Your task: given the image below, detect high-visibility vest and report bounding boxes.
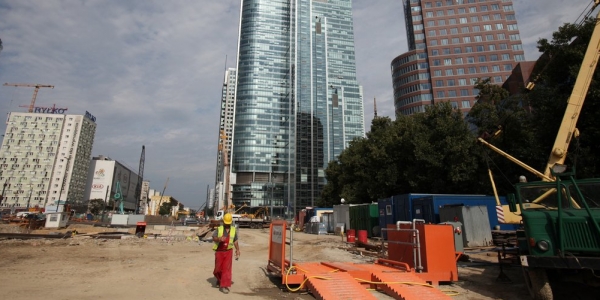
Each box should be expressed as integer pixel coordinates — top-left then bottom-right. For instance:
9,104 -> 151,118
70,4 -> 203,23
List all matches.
212,226 -> 236,251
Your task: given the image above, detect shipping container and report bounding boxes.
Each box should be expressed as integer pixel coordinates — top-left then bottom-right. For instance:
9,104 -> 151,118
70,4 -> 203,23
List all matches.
378,193 -> 438,239
297,209 -> 307,230
297,207 -> 333,233
440,205 -> 493,247
321,212 -> 335,234
333,204 -> 350,234
349,203 -> 379,238
412,195 -> 519,231
378,193 -> 519,240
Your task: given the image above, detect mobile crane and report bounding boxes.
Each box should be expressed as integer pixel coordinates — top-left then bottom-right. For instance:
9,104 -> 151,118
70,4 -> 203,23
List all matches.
479,2 -> 600,299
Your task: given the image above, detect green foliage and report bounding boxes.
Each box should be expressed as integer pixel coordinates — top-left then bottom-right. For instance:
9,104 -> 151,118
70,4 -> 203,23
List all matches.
401,103 -> 482,194
468,79 -> 544,192
529,16 -> 600,178
320,16 -> 600,204
321,104 -> 486,205
159,202 -> 173,216
87,199 -> 105,215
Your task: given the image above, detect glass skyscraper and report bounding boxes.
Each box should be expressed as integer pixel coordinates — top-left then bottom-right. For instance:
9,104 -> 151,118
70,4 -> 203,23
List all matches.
213,68 -> 236,212
230,0 -> 364,218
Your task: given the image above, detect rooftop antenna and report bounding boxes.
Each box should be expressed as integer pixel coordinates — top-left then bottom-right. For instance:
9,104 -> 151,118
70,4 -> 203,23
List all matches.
373,97 -> 378,117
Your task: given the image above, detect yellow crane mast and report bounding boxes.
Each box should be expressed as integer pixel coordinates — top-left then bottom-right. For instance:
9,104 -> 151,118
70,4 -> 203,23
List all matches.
3,83 -> 54,112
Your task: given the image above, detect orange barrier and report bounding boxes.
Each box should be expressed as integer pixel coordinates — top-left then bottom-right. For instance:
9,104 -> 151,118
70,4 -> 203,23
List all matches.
387,223 -> 458,285
267,221 -> 453,300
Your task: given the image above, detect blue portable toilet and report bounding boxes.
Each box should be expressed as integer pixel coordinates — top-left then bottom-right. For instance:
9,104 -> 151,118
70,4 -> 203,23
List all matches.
378,197 -> 394,239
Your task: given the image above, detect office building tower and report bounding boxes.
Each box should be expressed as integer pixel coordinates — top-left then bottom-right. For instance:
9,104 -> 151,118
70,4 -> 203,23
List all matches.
214,68 -> 236,212
391,0 -> 525,115
83,155 -> 142,213
230,0 -> 365,217
0,112 -> 96,213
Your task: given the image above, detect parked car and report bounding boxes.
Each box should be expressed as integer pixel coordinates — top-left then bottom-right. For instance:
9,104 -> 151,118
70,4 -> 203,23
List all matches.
182,217 -> 199,226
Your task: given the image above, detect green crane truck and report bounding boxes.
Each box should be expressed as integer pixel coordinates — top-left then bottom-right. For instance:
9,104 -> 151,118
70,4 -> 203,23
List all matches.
508,168 -> 600,299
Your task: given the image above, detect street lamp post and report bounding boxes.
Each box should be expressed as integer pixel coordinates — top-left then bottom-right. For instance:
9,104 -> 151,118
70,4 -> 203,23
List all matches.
270,183 -> 274,219
0,180 -> 9,207
102,185 -> 110,223
26,188 -> 33,209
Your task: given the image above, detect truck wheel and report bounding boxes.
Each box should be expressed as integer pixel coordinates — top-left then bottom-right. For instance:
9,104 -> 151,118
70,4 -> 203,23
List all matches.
523,267 -> 553,300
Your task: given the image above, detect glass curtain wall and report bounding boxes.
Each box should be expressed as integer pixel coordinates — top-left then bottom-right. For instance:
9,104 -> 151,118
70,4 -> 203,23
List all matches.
232,0 -> 364,218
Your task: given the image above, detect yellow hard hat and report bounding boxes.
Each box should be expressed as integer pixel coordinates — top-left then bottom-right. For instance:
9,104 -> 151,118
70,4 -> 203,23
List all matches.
223,213 -> 233,225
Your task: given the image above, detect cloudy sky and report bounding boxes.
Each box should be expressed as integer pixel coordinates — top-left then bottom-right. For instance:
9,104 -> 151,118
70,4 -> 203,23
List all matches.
0,0 -> 593,209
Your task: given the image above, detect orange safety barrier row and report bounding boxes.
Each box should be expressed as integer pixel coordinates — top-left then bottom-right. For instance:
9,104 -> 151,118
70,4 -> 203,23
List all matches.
267,222 -> 455,300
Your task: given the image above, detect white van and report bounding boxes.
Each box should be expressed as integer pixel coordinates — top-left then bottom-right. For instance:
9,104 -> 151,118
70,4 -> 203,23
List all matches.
16,212 -> 32,218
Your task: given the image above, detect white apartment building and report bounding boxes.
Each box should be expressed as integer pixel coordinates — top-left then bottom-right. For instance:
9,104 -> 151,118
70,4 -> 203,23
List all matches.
0,112 -> 96,212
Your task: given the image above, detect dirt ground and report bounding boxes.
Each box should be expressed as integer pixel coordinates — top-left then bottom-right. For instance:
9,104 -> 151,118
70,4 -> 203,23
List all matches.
0,224 -> 534,300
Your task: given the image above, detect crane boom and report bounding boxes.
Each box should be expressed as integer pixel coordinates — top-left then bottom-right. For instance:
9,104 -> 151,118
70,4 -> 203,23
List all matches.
134,145 -> 145,214
3,83 -> 54,113
155,177 -> 170,215
477,3 -> 600,224
543,6 -> 600,177
480,4 -> 600,182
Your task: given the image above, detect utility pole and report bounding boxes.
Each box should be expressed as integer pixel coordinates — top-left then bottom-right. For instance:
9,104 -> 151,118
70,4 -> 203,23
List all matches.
102,185 -> 110,223
134,145 -> 145,214
3,83 -> 54,112
26,185 -> 33,209
0,180 -> 9,207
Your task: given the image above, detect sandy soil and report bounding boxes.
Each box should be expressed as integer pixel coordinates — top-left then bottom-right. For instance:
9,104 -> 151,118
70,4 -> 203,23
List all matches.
0,224 -> 534,300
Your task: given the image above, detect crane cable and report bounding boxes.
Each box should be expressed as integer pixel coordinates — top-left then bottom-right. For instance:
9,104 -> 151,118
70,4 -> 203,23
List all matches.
483,147 -> 518,191
528,0 -> 598,88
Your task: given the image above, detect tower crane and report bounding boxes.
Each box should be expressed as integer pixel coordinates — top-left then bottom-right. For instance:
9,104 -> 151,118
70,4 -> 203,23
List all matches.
3,83 -> 54,113
134,145 -> 145,214
155,177 -> 170,215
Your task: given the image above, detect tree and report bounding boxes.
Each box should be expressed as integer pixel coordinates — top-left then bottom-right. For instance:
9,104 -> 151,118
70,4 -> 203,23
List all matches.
159,201 -> 173,216
468,79 -> 544,193
320,103 -> 486,205
399,102 -> 482,194
529,17 -> 600,178
88,199 -> 105,215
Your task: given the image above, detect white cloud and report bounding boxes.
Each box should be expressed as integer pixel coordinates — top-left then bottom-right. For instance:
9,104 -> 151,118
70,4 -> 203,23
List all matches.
0,0 -> 591,207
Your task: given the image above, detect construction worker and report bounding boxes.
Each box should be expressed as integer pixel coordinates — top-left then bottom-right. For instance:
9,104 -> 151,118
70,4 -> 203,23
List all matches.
212,212 -> 240,294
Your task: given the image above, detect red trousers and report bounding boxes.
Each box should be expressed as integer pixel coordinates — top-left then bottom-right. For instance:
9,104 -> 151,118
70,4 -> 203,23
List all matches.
213,249 -> 233,288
